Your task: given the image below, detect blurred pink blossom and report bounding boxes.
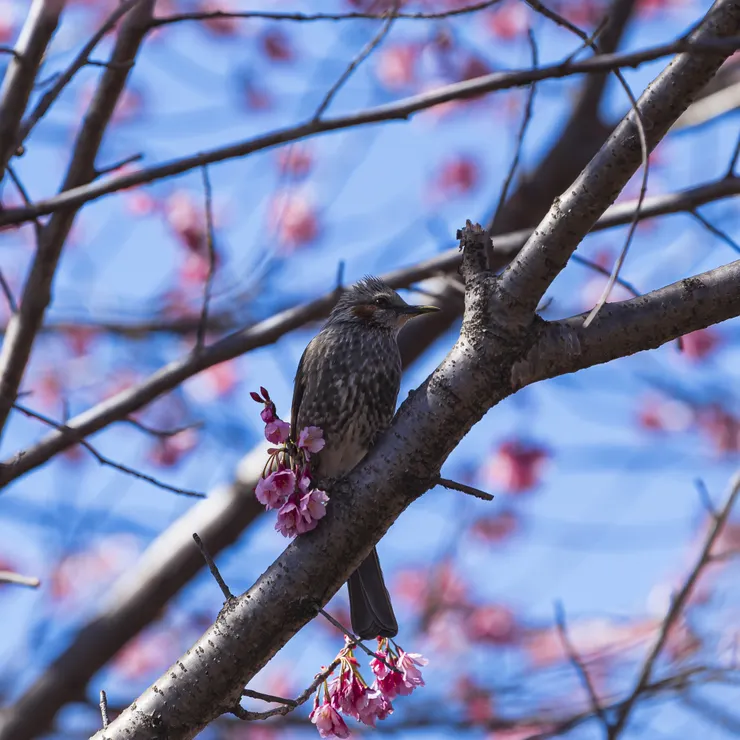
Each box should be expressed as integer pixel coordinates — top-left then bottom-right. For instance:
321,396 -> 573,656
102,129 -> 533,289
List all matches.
486,439 -> 549,494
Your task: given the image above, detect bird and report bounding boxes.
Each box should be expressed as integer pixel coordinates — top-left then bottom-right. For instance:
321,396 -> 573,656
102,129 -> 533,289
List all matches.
291,276 -> 439,640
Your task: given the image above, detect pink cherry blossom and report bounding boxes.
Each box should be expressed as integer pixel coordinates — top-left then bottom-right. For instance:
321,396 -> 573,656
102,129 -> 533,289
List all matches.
357,687 -> 393,726
396,649 -> 428,692
298,426 -> 325,456
370,652 -> 407,699
328,670 -> 363,719
255,469 -> 296,509
275,498 -> 302,537
300,488 -> 329,523
309,699 -> 350,739
265,418 -> 291,444
260,405 -> 276,424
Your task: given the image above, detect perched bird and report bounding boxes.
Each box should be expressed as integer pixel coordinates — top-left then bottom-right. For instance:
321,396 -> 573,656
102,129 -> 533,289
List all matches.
291,276 -> 439,639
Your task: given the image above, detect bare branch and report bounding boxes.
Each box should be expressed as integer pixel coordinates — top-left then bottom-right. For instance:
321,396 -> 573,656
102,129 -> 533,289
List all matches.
0,270 -> 17,315
492,29 -> 539,226
0,570 -> 40,588
241,689 -> 297,707
522,0 -> 649,329
727,127 -> 740,176
151,1 -> 503,27
1,36 -> 738,228
318,609 -> 396,669
99,691 -> 109,729
122,417 -> 202,439
690,208 -> 740,253
196,166 -> 217,351
16,0 -> 143,148
234,659 -> 341,722
1,177 -> 738,491
555,602 -> 609,733
94,152 -> 144,179
436,477 -> 494,501
0,0 -> 64,178
0,0 -> 155,441
192,533 -> 233,602
499,0 -> 738,321
570,253 -> 640,297
314,2 -> 399,121
695,478 -> 719,519
6,162 -> 42,243
517,259 -> 740,387
12,402 -> 205,499
608,470 -> 740,738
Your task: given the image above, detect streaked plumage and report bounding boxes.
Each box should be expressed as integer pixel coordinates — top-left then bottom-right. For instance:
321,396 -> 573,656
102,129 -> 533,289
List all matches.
291,276 -> 438,639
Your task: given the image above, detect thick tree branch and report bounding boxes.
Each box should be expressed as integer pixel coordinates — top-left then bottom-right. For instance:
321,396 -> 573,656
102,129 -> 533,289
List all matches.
0,36 -> 737,228
0,0 -> 64,177
0,1 -> 154,439
516,260 -> 740,386
499,0 -> 740,318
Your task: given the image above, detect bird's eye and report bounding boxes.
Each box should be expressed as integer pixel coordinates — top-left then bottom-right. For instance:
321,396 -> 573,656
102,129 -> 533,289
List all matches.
374,295 -> 390,307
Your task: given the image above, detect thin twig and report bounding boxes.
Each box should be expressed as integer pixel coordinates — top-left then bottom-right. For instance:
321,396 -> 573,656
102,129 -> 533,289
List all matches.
16,0 -> 143,147
242,689 -> 297,707
492,28 -> 539,224
691,209 -> 740,254
313,2 -> 400,121
555,602 -> 610,733
94,153 -> 144,179
436,477 -> 494,502
6,163 -> 42,243
196,166 -> 217,351
521,0 -> 648,328
234,659 -> 341,721
335,260 -> 346,296
570,253 -> 641,297
608,470 -> 740,739
726,128 -> 740,178
122,417 -> 203,439
99,690 -> 109,729
0,270 -> 17,314
152,1 -> 502,27
193,532 -> 234,601
12,402 -> 205,499
0,570 -> 40,588
319,608 -> 400,671
694,478 -> 718,519
85,59 -> 135,71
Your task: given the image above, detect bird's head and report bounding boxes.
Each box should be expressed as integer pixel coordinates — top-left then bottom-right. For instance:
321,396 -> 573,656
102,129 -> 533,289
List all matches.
328,276 -> 439,333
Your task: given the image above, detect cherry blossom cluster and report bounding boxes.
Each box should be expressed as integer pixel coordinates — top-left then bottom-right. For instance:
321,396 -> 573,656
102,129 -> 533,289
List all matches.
309,638 -> 428,738
251,387 -> 329,538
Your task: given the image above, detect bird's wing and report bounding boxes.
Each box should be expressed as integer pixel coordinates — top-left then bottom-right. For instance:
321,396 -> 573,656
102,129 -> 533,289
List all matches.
290,338 -> 312,437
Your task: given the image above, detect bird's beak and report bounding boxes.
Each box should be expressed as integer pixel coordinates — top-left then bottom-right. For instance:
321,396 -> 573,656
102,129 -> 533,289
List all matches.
402,304 -> 440,316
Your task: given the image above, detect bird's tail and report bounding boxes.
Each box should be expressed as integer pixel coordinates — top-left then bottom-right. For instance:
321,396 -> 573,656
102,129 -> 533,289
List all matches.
348,547 -> 399,640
